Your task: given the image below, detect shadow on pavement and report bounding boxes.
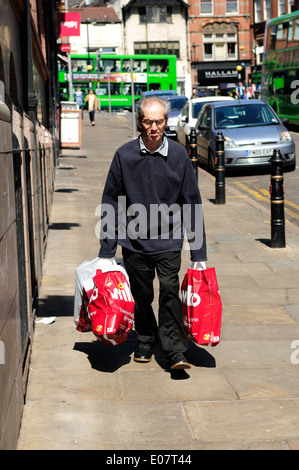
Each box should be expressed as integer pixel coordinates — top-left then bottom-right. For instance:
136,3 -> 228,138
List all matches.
73,331 -> 216,378
73,333 -> 137,373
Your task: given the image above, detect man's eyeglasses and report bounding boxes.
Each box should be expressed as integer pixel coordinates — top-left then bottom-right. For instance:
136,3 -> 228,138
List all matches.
141,119 -> 165,127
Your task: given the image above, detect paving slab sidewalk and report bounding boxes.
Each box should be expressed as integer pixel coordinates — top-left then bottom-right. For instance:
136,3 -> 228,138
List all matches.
17,111 -> 299,451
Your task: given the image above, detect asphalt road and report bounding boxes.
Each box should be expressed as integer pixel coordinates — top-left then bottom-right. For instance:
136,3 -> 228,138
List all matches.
223,127 -> 299,228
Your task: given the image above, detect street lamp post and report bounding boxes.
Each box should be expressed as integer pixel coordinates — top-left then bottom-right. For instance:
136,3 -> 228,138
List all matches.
130,59 -> 136,138
86,19 -> 93,87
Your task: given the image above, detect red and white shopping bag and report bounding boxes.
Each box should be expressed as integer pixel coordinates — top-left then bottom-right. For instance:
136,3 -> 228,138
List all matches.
181,267 -> 222,346
75,258 -> 134,346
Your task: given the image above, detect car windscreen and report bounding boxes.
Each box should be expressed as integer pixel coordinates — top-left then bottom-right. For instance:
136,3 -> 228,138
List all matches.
214,103 -> 280,129
167,97 -> 188,111
192,102 -> 206,119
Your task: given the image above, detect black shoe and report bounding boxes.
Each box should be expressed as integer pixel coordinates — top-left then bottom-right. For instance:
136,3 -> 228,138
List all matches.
134,343 -> 153,363
167,353 -> 191,370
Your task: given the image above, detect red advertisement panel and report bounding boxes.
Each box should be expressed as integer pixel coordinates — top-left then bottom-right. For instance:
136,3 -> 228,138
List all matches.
58,12 -> 81,37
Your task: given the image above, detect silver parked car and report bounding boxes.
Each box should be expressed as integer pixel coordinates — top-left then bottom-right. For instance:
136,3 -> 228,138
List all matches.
176,96 -> 234,149
195,100 -> 296,172
162,95 -> 188,139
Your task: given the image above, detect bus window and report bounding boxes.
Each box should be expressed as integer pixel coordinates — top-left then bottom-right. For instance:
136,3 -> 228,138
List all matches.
134,84 -> 147,95
294,20 -> 299,41
72,58 -> 92,72
288,20 -> 293,42
268,25 -> 277,50
123,83 -> 147,95
99,59 -> 121,73
98,83 -> 121,95
148,83 -> 161,91
276,22 -> 288,48
122,59 -> 147,73
149,59 -> 169,73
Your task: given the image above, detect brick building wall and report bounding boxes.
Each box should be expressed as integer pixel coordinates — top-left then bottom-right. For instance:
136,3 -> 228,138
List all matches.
189,0 -> 251,93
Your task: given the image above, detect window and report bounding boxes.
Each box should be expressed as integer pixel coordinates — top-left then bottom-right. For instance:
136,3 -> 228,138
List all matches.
98,83 -> 121,95
227,42 -> 236,58
149,59 -> 169,73
123,83 -> 147,96
255,0 -> 262,22
276,22 -> 289,49
200,107 -> 211,128
139,5 -> 172,23
99,59 -> 121,73
204,43 -> 213,60
203,33 -> 237,60
122,59 -> 147,73
264,0 -> 271,20
226,0 -> 238,13
288,21 -> 293,42
267,25 -> 277,50
201,0 -> 212,14
134,41 -> 180,58
271,20 -> 297,48
148,5 -> 166,23
279,0 -> 286,16
72,58 -> 93,72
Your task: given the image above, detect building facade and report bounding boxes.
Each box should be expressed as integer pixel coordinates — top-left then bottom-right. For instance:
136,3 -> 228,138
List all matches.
189,0 -> 252,94
122,0 -> 191,95
0,0 -> 58,449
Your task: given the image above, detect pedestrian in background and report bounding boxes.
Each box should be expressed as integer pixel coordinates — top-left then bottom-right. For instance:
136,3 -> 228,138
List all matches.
98,96 -> 207,371
75,87 -> 84,119
85,89 -> 98,126
236,81 -> 245,99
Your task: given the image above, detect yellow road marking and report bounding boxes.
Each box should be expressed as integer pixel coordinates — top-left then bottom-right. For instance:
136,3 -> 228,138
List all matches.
232,181 -> 299,220
285,198 -> 299,211
285,206 -> 299,220
233,182 -> 269,203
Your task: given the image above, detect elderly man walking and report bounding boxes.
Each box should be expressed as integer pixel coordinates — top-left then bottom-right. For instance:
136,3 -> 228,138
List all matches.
98,96 -> 207,370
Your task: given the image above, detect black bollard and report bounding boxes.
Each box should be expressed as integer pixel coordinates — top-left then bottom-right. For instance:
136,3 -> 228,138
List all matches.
189,128 -> 198,181
269,148 -> 286,248
215,132 -> 225,204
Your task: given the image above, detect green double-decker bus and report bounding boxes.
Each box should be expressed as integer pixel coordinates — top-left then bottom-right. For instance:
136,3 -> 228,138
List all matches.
261,10 -> 299,125
58,53 -> 177,109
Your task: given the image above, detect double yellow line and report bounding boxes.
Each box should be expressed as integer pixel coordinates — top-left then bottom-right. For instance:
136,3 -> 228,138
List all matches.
232,181 -> 299,221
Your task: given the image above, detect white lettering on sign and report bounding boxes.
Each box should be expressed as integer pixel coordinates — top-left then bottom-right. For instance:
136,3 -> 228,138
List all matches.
60,21 -> 79,29
205,70 -> 238,79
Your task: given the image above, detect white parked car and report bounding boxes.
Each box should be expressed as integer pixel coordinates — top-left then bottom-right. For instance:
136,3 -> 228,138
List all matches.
176,96 -> 235,149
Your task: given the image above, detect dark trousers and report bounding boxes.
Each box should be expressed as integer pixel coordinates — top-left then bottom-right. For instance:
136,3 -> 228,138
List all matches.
122,248 -> 188,355
89,110 -> 95,123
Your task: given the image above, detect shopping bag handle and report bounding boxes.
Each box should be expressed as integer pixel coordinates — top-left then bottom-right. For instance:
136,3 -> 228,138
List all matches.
189,261 -> 206,270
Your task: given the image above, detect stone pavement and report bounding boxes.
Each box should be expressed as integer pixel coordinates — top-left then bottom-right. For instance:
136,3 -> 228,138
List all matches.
17,111 -> 299,451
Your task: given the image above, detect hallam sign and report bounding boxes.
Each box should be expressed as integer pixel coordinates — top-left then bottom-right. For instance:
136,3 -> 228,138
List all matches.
58,12 -> 81,37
